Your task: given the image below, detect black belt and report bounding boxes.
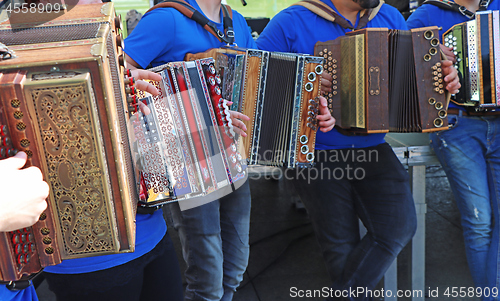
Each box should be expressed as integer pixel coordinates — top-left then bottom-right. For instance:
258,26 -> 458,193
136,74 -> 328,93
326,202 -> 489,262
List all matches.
447,107 -> 500,116
0,271 -> 42,291
136,204 -> 164,214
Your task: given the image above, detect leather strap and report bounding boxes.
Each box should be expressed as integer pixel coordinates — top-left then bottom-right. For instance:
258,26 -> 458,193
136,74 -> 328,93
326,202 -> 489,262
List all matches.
422,0 -> 491,19
147,0 -> 235,44
292,0 -> 384,30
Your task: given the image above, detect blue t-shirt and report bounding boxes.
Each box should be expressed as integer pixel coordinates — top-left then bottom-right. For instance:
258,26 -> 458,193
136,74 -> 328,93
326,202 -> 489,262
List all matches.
0,284 -> 37,301
406,0 -> 500,111
256,0 -> 407,150
124,0 -> 257,67
44,211 -> 166,274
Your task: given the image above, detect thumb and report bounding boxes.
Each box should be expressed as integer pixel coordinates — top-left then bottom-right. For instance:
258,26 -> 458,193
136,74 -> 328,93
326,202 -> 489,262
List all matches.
0,151 -> 27,170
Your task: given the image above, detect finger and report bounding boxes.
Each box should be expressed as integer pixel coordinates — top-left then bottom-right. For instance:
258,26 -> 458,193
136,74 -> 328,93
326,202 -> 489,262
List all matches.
22,166 -> 45,182
138,102 -> 151,115
131,69 -> 162,82
232,119 -> 247,132
0,151 -> 27,170
231,111 -> 251,121
134,80 -> 160,96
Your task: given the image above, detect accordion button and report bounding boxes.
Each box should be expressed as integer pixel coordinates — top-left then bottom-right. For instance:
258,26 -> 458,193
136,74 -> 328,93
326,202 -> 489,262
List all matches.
24,254 -> 30,264
12,234 -> 20,244
23,244 -> 29,253
15,244 -> 22,254
17,254 -> 24,265
41,228 -> 50,235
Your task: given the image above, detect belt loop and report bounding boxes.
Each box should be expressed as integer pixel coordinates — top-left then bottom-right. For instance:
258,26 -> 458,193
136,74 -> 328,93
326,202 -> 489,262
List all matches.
459,110 -> 463,117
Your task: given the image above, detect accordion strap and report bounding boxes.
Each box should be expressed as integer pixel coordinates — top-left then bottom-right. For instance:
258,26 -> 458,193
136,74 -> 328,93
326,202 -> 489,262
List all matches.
422,0 -> 491,19
292,0 -> 384,30
146,0 -> 235,45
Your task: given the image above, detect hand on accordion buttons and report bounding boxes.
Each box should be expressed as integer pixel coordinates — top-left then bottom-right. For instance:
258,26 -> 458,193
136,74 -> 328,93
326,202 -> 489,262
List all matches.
320,72 -> 333,95
317,96 -> 336,133
439,44 -> 457,64
228,107 -> 250,137
130,69 -> 162,96
441,59 -> 461,95
0,152 -> 49,232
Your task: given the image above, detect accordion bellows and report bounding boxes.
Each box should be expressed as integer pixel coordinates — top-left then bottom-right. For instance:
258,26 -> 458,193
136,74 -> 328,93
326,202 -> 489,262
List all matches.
0,3 -> 137,281
186,47 -> 324,168
315,27 -> 449,133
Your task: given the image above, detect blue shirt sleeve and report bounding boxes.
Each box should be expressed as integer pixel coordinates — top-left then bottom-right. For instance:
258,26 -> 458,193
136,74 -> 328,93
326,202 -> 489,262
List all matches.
124,9 -> 175,68
406,6 -> 432,29
256,9 -> 296,52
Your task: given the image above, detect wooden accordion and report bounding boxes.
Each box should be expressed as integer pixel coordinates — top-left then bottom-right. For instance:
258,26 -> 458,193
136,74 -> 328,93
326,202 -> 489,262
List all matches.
186,47 -> 324,167
443,10 -> 500,108
0,3 -> 138,281
315,27 -> 449,133
132,58 -> 247,206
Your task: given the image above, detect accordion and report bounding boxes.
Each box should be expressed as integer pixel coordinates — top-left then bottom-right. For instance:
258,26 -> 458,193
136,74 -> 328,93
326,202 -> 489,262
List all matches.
186,47 -> 324,167
315,27 -> 449,133
132,58 -> 246,207
443,10 -> 500,108
0,3 -> 138,281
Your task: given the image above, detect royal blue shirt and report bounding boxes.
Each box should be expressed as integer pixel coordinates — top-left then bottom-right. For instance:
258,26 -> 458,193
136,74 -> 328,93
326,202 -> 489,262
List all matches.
0,284 -> 37,301
44,211 -> 166,274
406,0 -> 500,111
256,0 -> 407,150
124,0 -> 257,67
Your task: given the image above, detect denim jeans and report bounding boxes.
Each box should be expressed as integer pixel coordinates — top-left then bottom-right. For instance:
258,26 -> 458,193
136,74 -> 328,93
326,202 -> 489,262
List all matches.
290,143 -> 417,301
431,114 -> 500,300
166,180 -> 251,301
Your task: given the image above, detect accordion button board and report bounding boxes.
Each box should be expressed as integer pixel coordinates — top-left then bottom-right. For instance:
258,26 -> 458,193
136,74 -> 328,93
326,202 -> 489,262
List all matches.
0,3 -> 138,281
315,27 -> 449,133
443,10 -> 500,109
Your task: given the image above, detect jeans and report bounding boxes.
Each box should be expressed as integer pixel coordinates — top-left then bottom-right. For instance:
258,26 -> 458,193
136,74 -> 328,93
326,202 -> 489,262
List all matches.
166,180 -> 251,301
431,114 -> 500,300
290,143 -> 417,301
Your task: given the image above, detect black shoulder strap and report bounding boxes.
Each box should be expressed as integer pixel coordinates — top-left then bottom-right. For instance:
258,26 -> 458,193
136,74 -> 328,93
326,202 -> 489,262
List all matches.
147,0 -> 235,45
292,0 -> 384,30
422,0 -> 491,19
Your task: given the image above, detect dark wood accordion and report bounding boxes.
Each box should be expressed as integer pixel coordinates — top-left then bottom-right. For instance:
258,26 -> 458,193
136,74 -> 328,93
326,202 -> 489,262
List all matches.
0,3 -> 138,281
186,47 -> 324,167
443,10 -> 500,108
132,58 -> 247,207
315,26 -> 449,133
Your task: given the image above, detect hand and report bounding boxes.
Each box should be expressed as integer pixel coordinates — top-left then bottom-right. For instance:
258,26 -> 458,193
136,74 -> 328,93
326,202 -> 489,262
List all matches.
441,59 -> 461,94
130,69 -> 162,96
0,152 -> 49,232
229,109 -> 250,137
440,44 -> 456,64
317,96 -> 335,132
320,71 -> 333,96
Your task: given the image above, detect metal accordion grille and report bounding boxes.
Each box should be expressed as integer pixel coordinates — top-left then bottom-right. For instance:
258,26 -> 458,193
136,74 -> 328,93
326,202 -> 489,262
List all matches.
1,23 -> 102,46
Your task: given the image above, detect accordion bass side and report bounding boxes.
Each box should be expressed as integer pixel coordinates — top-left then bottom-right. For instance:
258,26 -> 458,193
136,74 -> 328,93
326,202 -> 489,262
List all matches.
443,10 -> 500,108
186,48 -> 324,167
0,3 -> 138,281
315,27 -> 449,133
